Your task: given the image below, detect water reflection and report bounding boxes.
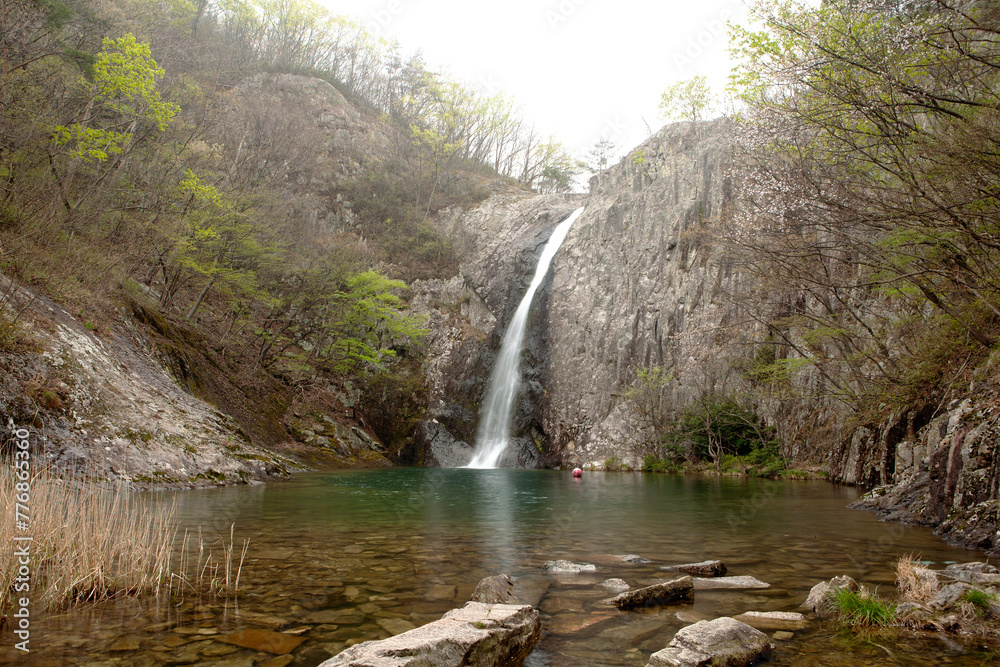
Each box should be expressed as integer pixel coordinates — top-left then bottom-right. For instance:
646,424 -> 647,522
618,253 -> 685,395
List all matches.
2,470 -> 995,667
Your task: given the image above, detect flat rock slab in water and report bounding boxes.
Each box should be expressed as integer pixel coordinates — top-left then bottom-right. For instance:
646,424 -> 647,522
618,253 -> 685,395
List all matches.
319,602 -> 540,667
691,575 -> 770,590
662,560 -> 727,577
732,610 -> 808,631
217,629 -> 307,655
646,617 -> 771,667
608,576 -> 694,610
544,560 -> 597,574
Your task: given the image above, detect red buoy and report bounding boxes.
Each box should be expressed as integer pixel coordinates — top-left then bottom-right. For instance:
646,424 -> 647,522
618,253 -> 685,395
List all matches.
572,468 -> 583,478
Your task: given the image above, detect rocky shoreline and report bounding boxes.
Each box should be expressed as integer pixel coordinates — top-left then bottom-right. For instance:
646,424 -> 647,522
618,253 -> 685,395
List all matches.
320,555 -> 1000,666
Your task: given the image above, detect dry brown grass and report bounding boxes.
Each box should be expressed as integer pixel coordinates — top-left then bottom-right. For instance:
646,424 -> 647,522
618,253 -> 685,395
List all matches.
895,553 -> 937,603
1,465 -> 248,616
169,524 -> 249,599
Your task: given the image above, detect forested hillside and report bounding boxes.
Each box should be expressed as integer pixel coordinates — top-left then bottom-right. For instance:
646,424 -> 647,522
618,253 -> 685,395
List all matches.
0,0 -> 584,473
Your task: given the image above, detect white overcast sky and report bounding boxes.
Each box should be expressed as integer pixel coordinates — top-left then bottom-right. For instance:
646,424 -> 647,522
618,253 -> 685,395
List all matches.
325,0 -> 751,164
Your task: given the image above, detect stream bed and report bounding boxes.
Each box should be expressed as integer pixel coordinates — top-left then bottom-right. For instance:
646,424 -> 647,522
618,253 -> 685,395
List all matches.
2,469 -> 997,666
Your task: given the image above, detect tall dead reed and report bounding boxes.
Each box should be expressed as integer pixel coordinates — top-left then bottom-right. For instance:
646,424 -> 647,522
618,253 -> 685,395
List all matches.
1,465 -> 248,615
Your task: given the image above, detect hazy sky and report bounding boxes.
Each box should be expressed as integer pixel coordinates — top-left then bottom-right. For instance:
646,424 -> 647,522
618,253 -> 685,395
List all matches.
326,0 -> 751,164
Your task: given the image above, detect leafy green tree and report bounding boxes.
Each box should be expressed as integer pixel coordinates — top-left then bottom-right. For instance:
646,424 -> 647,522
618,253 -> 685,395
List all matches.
724,0 -> 1000,412
325,271 -> 427,374
658,75 -> 714,122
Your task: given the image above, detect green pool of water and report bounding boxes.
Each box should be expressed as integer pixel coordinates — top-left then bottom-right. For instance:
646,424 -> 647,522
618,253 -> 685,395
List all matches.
2,469 -> 996,666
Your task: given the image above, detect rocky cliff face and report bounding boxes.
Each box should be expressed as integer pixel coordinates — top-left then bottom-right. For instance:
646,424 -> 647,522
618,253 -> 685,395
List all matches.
418,121 -> 740,468
420,118 -> 999,554
543,121 -> 739,465
407,193 -> 585,467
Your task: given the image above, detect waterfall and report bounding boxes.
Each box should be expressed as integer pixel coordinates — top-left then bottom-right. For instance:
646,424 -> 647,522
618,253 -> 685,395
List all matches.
466,207 -> 585,469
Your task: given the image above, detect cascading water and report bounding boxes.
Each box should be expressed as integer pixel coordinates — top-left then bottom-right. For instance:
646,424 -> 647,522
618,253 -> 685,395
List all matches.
466,207 -> 585,469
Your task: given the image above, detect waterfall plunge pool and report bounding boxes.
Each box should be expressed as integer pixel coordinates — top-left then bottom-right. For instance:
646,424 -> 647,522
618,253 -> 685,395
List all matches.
4,469 -> 995,666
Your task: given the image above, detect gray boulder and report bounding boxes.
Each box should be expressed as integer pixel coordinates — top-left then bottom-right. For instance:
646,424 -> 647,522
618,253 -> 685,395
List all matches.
419,421 -> 475,467
663,560 -> 727,577
647,617 -> 772,667
931,582 -> 972,610
802,575 -> 858,617
319,602 -> 540,667
470,574 -> 514,604
608,577 -> 694,610
601,578 -> 631,591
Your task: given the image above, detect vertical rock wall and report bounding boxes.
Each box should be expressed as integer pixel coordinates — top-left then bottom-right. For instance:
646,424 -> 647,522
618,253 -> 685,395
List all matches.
543,120 -> 739,465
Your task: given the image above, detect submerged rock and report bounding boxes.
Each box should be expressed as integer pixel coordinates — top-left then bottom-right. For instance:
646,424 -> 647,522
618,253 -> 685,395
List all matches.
663,560 -> 727,577
601,578 -> 631,591
319,602 -> 540,667
544,560 -> 597,574
607,577 -> 694,610
691,575 -> 770,590
617,554 -> 652,564
217,629 -> 306,655
646,617 -> 771,667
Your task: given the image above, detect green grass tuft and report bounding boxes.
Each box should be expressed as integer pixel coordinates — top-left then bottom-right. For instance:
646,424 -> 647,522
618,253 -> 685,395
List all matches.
829,587 -> 897,629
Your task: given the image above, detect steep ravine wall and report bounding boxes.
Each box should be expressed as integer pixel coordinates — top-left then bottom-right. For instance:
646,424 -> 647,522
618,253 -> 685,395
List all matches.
543,121 -> 741,464
421,118 -> 999,555
408,193 -> 585,467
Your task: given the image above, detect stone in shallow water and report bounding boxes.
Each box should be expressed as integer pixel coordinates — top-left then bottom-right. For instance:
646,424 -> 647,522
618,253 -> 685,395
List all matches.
308,609 -> 364,625
376,617 -> 417,635
200,643 -> 239,657
470,574 -> 514,604
616,554 -> 652,564
601,578 -> 630,590
426,584 -> 458,601
161,636 -> 190,648
544,560 -> 596,574
691,575 -> 770,590
663,560 -> 727,577
217,629 -> 307,655
773,630 -> 795,641
260,656 -> 295,667
319,602 -> 540,667
607,577 -> 694,610
175,627 -> 218,635
547,612 -> 616,634
108,638 -> 141,651
732,610 -> 808,631
646,617 -> 771,667
802,575 -> 858,617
